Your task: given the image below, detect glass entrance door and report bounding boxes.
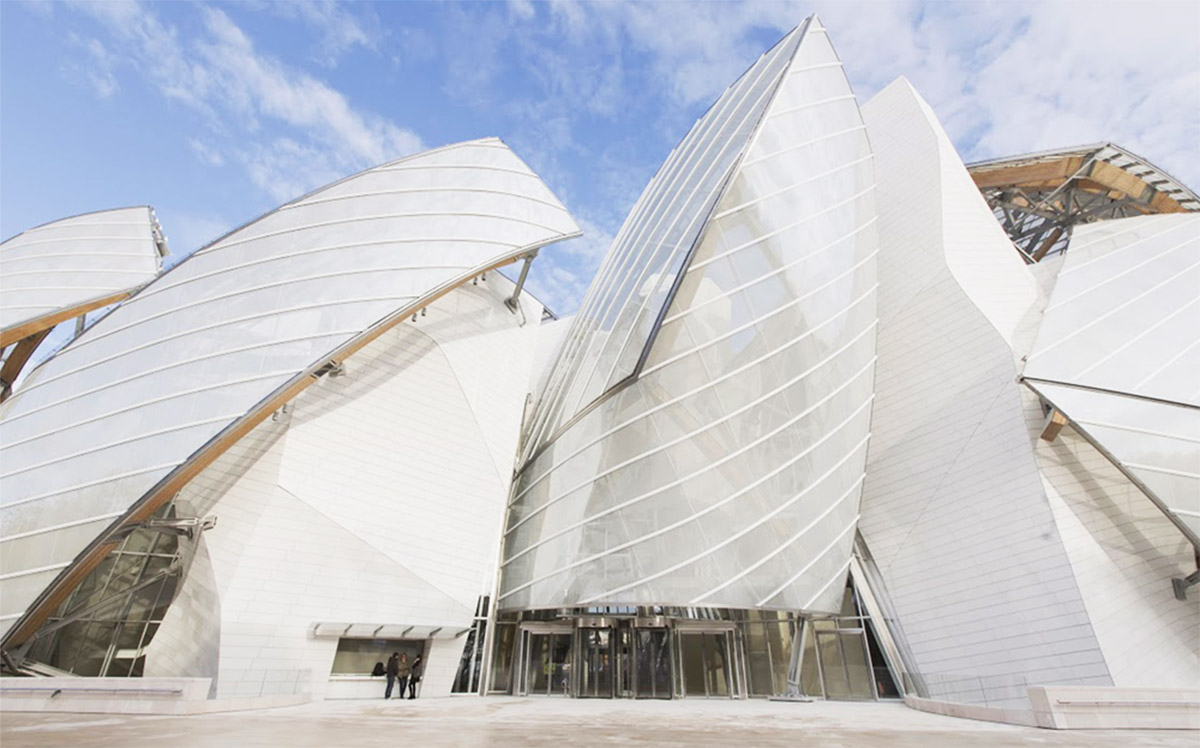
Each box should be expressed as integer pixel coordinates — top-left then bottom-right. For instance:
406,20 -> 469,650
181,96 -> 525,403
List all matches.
679,631 -> 731,698
634,628 -> 672,699
523,631 -> 571,696
577,628 -> 614,698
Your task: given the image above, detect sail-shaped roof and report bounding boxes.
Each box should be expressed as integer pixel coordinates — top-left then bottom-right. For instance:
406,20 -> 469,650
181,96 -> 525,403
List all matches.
0,206 -> 166,345
0,138 -> 580,644
1024,212 -> 1200,540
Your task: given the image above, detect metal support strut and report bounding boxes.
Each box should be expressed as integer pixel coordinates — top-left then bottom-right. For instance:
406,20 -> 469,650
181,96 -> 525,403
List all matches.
505,252 -> 538,312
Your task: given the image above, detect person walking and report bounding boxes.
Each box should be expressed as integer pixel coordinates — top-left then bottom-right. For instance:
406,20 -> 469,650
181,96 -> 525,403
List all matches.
384,652 -> 400,699
407,655 -> 422,699
396,652 -> 412,699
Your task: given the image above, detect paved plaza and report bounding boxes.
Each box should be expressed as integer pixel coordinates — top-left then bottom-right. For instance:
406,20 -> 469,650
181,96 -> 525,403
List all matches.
1,697 -> 1196,748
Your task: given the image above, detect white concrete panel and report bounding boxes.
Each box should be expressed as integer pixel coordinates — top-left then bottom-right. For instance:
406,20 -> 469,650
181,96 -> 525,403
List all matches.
1037,424 -> 1200,689
859,77 -> 1109,708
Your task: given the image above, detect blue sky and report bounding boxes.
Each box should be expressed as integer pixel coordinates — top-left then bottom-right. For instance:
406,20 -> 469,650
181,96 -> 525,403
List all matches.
3,0 -> 1198,317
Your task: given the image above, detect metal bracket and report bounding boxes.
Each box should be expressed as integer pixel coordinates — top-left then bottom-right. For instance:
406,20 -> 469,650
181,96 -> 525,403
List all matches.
1172,570 -> 1200,601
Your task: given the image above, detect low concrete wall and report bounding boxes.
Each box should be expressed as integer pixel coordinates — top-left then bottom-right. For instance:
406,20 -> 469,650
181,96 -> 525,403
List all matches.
1029,686 -> 1200,730
903,695 -> 1038,727
0,677 -> 308,715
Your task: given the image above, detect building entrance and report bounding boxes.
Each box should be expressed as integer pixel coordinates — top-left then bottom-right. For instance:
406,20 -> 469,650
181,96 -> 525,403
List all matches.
634,628 -> 672,699
678,630 -> 733,698
576,627 -> 613,698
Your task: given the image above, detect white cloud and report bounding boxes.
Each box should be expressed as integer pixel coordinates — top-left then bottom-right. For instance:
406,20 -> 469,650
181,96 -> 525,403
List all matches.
70,0 -> 423,200
266,0 -> 376,66
526,215 -> 614,315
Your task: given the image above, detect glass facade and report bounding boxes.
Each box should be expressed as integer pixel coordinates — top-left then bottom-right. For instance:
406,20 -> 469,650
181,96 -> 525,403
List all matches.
500,17 -> 876,614
492,581 -> 900,701
22,502 -> 197,677
522,23 -> 808,455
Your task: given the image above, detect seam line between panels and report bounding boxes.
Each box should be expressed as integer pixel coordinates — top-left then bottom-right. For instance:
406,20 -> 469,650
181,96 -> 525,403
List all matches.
375,164 -> 536,178
766,94 -> 858,120
0,252 -> 153,265
756,517 -> 860,606
1071,415 -> 1200,443
1029,258 -> 1200,361
686,187 -> 875,274
16,296 -> 416,396
204,212 -> 567,254
504,342 -> 877,543
1070,296 -> 1200,381
3,371 -> 288,450
137,255 -> 478,301
0,513 -> 126,544
1133,338 -> 1200,391
0,286 -> 117,293
663,219 -> 876,325
711,155 -> 873,220
0,563 -> 73,581
0,269 -> 154,279
800,558 -> 854,610
281,187 -> 568,212
509,289 -> 878,506
558,53 -> 794,425
1044,238 -> 1197,312
1058,218 -> 1195,268
0,235 -> 148,251
647,255 -> 877,376
740,125 -> 867,168
503,353 -> 877,551
1124,463 -> 1200,479
3,330 -> 362,426
2,463 -> 180,509
0,415 -> 242,480
523,37 -> 795,451
690,473 -> 866,603
14,219 -> 146,234
502,415 -> 872,601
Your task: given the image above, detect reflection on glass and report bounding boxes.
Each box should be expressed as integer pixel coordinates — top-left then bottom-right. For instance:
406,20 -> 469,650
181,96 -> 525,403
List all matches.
635,629 -> 672,699
578,628 -> 613,698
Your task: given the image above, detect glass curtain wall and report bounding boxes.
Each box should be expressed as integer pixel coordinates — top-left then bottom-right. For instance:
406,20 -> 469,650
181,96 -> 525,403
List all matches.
22,502 -> 195,676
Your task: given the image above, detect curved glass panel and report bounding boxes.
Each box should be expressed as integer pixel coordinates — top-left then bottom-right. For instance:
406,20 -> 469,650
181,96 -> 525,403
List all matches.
500,19 -> 877,614
523,23 -> 809,456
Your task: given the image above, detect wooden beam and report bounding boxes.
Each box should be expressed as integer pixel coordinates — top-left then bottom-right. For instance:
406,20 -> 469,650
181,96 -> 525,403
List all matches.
969,157 -> 1080,190
1040,409 -> 1069,442
0,237 -> 577,651
1030,227 -> 1065,262
0,289 -> 133,348
0,329 -> 52,403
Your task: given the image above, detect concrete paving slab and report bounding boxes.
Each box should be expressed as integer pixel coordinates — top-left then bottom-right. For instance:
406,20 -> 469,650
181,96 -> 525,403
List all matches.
2,696 -> 1197,747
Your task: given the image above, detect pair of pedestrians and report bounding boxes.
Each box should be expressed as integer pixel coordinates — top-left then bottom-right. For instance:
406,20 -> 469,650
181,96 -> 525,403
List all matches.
384,652 -> 421,699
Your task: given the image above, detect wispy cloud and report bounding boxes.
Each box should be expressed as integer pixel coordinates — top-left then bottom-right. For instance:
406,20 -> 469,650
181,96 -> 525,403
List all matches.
265,0 -> 377,66
70,0 -> 422,203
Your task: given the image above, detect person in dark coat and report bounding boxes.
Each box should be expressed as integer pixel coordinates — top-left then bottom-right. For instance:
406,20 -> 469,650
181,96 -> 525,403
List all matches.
384,652 -> 400,699
407,655 -> 422,699
397,652 -> 412,699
